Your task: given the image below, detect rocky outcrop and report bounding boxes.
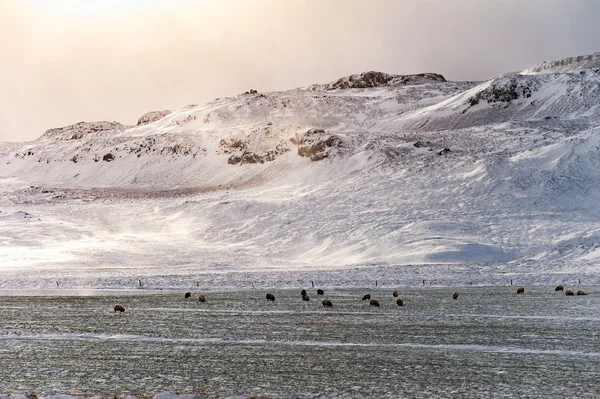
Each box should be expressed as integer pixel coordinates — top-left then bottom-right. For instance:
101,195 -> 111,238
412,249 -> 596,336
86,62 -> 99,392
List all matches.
42,121 -> 126,141
219,138 -> 290,165
295,129 -> 343,162
468,76 -> 538,107
313,71 -> 446,91
137,110 -> 172,126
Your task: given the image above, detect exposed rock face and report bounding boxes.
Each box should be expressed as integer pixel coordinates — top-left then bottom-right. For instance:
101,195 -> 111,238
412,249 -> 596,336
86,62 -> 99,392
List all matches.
219,138 -> 290,165
137,110 -> 172,126
468,76 -> 538,107
296,129 -> 343,161
42,121 -> 126,141
521,52 -> 600,75
102,153 -> 115,162
314,71 -> 446,90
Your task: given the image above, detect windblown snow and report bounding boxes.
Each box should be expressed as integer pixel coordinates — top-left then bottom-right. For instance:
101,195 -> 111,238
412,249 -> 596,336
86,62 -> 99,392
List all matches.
2,57 -> 600,286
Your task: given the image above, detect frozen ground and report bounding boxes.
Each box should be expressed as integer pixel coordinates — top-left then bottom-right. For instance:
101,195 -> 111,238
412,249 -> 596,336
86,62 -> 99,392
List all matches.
0,287 -> 598,398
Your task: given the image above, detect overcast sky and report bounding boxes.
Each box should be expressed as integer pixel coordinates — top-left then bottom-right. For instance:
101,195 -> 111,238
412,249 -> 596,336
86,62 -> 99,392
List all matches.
1,0 -> 598,142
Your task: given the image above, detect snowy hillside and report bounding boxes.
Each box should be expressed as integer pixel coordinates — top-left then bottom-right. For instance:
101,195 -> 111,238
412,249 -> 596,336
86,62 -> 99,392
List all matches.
2,55 -> 600,287
521,52 -> 600,74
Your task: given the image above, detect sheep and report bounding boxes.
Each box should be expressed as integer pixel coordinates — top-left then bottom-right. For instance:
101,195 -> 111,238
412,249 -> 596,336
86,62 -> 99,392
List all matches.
184,292 -> 191,299
317,289 -> 324,295
114,304 -> 125,313
300,289 -> 307,296
369,298 -> 380,307
452,292 -> 459,300
266,293 -> 275,301
565,290 -> 574,296
362,294 -> 371,301
322,299 -> 333,307
395,298 -> 404,306
576,290 -> 587,296
198,294 -> 206,302
516,287 -> 525,294
302,294 -> 310,301
554,285 -> 564,292
392,290 -> 399,297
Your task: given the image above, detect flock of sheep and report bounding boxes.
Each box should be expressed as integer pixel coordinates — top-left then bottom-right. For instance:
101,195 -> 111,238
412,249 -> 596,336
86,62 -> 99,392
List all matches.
112,285 -> 588,313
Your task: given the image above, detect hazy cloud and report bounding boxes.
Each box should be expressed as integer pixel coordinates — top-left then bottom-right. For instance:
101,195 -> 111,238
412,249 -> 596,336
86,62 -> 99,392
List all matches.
1,0 -> 599,141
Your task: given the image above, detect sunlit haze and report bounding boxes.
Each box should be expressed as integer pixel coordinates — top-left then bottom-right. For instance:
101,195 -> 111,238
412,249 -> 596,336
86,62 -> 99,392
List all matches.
1,0 -> 599,141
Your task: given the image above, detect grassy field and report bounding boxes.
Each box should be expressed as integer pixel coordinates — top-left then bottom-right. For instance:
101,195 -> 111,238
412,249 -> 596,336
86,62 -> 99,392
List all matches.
0,286 -> 598,398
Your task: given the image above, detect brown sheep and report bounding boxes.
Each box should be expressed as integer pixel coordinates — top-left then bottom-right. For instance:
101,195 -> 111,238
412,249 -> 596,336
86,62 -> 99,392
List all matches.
362,294 -> 371,301
392,290 -> 399,297
565,290 -> 574,296
114,304 -> 125,313
317,289 -> 324,295
576,290 -> 587,296
395,298 -> 404,306
452,292 -> 459,300
302,294 -> 310,301
322,299 -> 333,307
516,287 -> 525,294
554,285 -> 564,292
369,298 -> 380,307
266,293 -> 275,301
198,294 -> 206,302
184,292 -> 191,299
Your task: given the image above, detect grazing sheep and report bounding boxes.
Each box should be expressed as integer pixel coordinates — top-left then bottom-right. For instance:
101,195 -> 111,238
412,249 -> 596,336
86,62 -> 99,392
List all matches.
184,292 -> 191,299
369,298 -> 380,307
452,292 -> 459,300
317,289 -> 324,295
322,299 -> 333,307
395,298 -> 404,306
266,293 -> 275,301
516,287 -> 525,294
198,294 -> 206,302
302,294 -> 310,301
565,290 -> 574,296
301,289 -> 307,296
114,304 -> 125,313
362,294 -> 371,301
576,290 -> 587,296
554,285 -> 564,292
392,290 -> 399,297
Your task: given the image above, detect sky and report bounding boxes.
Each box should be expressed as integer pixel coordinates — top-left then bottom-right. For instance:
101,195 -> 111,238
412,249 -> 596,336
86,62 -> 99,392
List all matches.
0,0 -> 599,142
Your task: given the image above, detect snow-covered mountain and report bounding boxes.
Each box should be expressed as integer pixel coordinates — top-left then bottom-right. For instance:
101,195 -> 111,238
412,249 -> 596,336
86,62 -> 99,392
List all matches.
2,55 -> 600,288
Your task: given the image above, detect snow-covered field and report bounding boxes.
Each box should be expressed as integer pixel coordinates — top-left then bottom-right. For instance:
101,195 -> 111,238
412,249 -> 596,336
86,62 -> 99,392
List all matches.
1,287 -> 599,398
1,54 -> 600,397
